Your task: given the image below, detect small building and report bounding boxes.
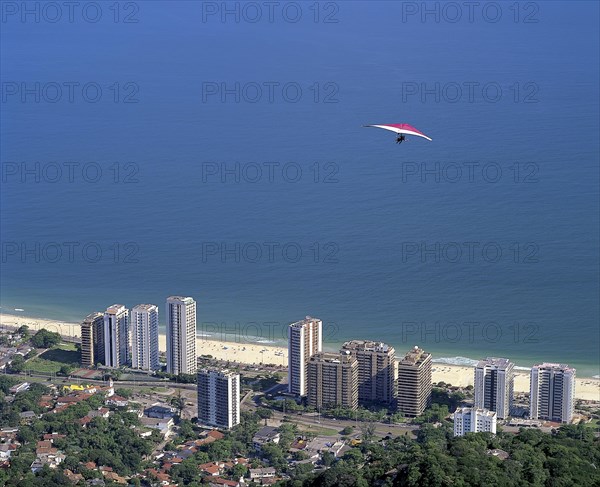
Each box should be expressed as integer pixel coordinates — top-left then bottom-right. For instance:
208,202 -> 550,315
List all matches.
144,404 -> 176,419
304,437 -> 346,458
249,467 -> 276,479
453,407 -> 497,437
106,395 -> 128,407
253,426 -> 280,451
9,382 -> 30,394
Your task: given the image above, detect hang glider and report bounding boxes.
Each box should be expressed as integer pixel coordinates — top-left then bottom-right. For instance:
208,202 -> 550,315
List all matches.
364,123 -> 432,144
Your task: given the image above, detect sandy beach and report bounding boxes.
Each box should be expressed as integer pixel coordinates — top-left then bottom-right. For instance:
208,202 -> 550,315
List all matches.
2,312 -> 599,401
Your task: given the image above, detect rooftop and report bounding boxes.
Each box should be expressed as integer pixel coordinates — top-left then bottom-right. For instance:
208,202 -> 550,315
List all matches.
342,340 -> 394,353
132,304 -> 159,312
533,362 -> 575,372
289,316 -> 321,328
476,357 -> 513,369
309,351 -> 356,365
399,346 -> 431,365
105,304 -> 127,314
167,296 -> 195,304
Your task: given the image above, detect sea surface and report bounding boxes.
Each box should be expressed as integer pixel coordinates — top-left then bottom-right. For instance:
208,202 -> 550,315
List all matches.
1,2 -> 598,376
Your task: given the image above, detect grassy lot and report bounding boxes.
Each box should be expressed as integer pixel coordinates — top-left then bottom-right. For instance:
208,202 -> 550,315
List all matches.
25,342 -> 80,373
296,425 -> 339,436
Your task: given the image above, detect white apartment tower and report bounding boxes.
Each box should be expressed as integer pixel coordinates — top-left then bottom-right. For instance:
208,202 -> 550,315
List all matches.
166,296 -> 197,375
453,407 -> 497,437
530,363 -> 575,423
197,369 -> 240,429
474,357 -> 514,419
103,304 -> 129,368
288,317 -> 322,396
131,304 -> 160,371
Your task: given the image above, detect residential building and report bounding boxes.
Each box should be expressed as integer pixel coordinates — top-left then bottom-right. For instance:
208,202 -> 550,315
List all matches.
166,296 -> 197,375
474,357 -> 514,419
341,340 -> 396,404
80,312 -> 103,368
252,426 -> 281,451
197,369 -> 240,429
397,346 -> 432,416
103,304 -> 129,368
288,316 -> 322,396
307,351 -> 358,410
453,407 -> 497,436
144,404 -> 176,419
530,363 -> 575,423
131,304 -> 160,371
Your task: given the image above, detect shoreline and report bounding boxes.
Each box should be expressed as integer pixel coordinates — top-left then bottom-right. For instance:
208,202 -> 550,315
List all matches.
2,312 -> 599,401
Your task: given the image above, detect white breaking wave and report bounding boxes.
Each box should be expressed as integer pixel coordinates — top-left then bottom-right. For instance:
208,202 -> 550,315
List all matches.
432,356 -> 479,367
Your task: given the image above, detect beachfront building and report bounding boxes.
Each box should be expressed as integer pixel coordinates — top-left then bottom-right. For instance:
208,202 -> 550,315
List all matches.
103,304 -> 129,368
80,312 -> 103,368
131,304 -> 160,371
197,369 -> 240,429
530,363 -> 575,423
307,351 -> 358,410
474,357 -> 514,419
397,346 -> 432,416
166,296 -> 197,375
453,407 -> 497,437
341,340 -> 396,405
288,316 -> 322,396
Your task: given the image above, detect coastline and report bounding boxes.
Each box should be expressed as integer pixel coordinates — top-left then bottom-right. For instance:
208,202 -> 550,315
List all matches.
2,312 -> 599,401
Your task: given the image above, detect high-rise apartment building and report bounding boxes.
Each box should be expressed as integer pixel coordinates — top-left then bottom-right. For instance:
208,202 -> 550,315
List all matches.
103,304 -> 129,368
131,304 -> 160,371
341,340 -> 396,404
80,312 -> 103,368
397,346 -> 432,416
453,407 -> 497,436
474,357 -> 514,419
197,369 -> 240,429
166,296 -> 197,375
288,317 -> 322,396
307,351 -> 358,410
530,363 -> 575,423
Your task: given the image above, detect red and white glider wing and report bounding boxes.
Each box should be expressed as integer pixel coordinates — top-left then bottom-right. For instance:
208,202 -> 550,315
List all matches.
364,123 -> 432,141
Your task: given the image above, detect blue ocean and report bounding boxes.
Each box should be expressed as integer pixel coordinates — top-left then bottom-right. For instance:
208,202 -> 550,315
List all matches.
1,2 -> 598,376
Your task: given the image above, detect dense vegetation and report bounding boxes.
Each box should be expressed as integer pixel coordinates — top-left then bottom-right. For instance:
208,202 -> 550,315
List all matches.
287,423 -> 600,487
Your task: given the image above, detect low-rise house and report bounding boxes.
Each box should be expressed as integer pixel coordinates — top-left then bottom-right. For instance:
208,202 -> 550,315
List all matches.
9,382 -> 30,394
140,417 -> 174,437
199,461 -> 223,476
19,411 -> 38,423
0,443 -> 18,460
144,404 -> 176,419
253,426 -> 280,451
206,477 -> 243,487
106,395 -> 128,407
250,467 -> 276,480
305,437 -> 346,458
